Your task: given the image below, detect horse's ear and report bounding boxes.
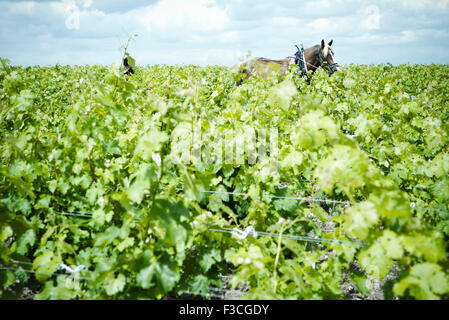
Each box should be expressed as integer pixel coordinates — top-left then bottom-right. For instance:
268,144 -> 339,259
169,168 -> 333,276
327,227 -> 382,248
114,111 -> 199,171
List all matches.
321,39 -> 325,49
328,40 -> 333,47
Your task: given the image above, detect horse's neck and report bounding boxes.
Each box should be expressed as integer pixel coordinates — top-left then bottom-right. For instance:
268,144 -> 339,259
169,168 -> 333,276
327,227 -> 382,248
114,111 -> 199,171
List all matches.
304,45 -> 320,70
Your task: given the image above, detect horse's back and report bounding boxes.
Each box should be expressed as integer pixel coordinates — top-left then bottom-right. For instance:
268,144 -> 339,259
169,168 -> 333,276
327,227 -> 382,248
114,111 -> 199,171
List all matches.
248,57 -> 291,78
256,57 -> 290,65
236,56 -> 292,85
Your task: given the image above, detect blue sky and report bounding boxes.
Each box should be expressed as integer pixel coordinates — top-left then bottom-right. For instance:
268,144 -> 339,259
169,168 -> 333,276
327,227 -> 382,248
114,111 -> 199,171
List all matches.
1,0 -> 449,67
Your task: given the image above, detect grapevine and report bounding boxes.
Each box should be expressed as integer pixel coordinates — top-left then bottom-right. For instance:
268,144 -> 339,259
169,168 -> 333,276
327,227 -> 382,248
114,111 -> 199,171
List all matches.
0,58 -> 448,300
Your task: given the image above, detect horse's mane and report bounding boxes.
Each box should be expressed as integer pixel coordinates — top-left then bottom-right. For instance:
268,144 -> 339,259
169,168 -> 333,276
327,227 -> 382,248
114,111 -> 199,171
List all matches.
305,44 -> 319,54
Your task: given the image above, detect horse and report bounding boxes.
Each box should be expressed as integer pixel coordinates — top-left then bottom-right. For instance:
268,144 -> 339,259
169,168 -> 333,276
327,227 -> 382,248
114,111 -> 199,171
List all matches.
235,39 -> 339,85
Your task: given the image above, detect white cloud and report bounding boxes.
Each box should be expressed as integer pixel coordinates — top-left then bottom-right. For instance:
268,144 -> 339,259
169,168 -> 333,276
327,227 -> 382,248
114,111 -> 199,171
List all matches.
306,15 -> 360,37
272,16 -> 301,27
400,30 -> 416,43
305,0 -> 332,10
380,0 -> 448,9
3,1 -> 37,15
360,5 -> 380,30
82,0 -> 92,8
308,18 -> 333,32
139,0 -> 229,36
349,30 -> 417,47
1,0 -> 449,66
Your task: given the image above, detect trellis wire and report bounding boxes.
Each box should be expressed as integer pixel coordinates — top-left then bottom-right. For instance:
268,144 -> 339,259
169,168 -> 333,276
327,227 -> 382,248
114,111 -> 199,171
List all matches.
1,259 -> 245,299
2,259 -> 94,281
268,194 -> 354,205
163,187 -> 356,205
1,266 -> 241,300
180,290 -> 228,300
163,187 -> 443,212
180,287 -> 247,300
54,210 -> 360,245
0,266 -> 94,281
51,188 -> 444,221
210,227 -> 361,246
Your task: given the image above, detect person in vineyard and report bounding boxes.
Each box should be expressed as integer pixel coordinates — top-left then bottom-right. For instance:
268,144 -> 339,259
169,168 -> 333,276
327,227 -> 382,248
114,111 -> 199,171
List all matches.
123,56 -> 134,76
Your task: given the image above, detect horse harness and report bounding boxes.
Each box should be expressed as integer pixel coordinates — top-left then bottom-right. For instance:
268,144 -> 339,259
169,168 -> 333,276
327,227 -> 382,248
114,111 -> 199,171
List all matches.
294,44 -> 339,76
294,44 -> 308,77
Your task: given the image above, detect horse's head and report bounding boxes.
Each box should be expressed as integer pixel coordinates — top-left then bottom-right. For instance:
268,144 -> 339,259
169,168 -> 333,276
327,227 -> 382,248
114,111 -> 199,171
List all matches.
318,39 -> 339,75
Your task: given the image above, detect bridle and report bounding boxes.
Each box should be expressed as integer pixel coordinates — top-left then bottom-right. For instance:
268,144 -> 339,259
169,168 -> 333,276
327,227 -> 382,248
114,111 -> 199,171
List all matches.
293,44 -> 339,76
317,46 -> 339,75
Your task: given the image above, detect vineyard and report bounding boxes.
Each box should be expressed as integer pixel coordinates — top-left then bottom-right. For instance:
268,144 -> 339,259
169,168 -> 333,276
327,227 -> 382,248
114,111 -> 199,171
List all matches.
0,57 -> 448,300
